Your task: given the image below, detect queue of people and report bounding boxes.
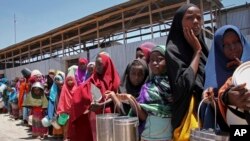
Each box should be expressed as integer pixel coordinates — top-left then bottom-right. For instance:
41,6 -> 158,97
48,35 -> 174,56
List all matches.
0,2 -> 250,141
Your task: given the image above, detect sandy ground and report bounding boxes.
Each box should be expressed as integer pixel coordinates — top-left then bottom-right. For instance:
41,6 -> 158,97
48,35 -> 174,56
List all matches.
0,113 -> 61,141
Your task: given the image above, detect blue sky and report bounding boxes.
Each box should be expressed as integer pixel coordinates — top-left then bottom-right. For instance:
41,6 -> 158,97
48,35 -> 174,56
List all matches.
0,0 -> 249,49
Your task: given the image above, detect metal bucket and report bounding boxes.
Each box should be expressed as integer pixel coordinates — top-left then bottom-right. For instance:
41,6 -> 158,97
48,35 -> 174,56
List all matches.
113,116 -> 139,141
96,113 -> 119,141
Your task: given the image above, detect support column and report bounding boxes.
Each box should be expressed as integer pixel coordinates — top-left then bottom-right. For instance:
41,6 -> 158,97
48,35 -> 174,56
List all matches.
149,3 -> 154,39
97,20 -> 100,48
122,11 -> 126,44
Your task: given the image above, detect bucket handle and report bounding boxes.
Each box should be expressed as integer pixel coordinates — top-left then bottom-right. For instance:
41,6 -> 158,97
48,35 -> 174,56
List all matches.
102,93 -> 124,115
102,93 -> 140,123
124,94 -> 139,119
197,97 -> 217,131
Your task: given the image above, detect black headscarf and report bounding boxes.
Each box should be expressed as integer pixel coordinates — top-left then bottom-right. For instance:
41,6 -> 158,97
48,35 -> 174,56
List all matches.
120,59 -> 149,98
119,59 -> 149,114
165,3 -> 209,130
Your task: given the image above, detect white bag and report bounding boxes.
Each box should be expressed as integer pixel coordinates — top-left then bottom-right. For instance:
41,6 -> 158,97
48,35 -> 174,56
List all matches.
28,115 -> 33,126
41,116 -> 51,127
0,100 -> 4,109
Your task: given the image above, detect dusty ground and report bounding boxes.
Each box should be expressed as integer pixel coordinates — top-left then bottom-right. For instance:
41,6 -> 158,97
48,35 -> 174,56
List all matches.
0,113 -> 61,141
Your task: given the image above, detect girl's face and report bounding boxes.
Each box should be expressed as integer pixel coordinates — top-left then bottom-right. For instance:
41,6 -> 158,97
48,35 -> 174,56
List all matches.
7,86 -> 13,92
149,52 -> 166,76
95,56 -> 104,75
223,31 -> 243,61
35,75 -> 43,81
87,64 -> 95,74
67,77 -> 75,87
182,6 -> 202,36
136,50 -> 146,61
78,63 -> 87,71
32,87 -> 42,95
129,65 -> 145,86
55,81 -> 63,89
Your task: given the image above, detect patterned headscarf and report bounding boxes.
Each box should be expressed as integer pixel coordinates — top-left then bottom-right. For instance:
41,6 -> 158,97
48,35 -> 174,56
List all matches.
137,45 -> 172,117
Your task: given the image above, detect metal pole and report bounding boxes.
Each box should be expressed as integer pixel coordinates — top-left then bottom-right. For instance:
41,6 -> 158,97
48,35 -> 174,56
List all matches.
14,13 -> 16,44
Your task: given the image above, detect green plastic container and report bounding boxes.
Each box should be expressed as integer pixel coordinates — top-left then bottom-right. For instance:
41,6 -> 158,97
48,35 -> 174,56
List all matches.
57,113 -> 69,126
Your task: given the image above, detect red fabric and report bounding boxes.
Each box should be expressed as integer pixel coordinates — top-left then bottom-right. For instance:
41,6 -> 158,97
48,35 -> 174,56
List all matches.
69,54 -> 120,141
79,58 -> 88,64
137,42 -> 155,62
56,76 -> 77,115
218,77 -> 232,122
140,41 -> 155,50
29,76 -> 37,84
139,47 -> 151,62
18,80 -> 29,109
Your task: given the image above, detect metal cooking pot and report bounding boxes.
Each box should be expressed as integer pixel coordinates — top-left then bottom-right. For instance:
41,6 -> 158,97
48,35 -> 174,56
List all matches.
96,113 -> 119,141
113,116 -> 139,141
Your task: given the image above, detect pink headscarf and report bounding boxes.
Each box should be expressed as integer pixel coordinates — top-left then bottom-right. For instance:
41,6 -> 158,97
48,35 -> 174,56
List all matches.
57,76 -> 77,115
78,58 -> 88,65
137,42 -> 156,62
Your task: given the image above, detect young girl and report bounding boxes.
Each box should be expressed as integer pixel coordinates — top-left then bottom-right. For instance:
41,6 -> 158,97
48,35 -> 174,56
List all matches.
114,45 -> 172,141
57,74 -> 77,140
23,82 -> 48,139
165,3 -> 208,140
69,52 -> 120,141
203,25 -> 250,130
47,71 -> 65,137
107,59 -> 149,115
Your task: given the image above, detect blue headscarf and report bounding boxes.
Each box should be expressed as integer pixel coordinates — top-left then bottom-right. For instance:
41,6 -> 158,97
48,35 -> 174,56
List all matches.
0,78 -> 8,85
47,73 -> 64,120
204,25 -> 250,89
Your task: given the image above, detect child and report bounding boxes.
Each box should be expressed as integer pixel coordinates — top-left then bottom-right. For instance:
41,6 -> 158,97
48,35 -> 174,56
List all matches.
7,82 -> 18,120
23,82 -> 48,139
106,59 -> 149,115
114,45 -> 172,141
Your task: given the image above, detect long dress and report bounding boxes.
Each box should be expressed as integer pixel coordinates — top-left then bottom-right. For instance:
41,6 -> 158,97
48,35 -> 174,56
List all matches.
165,3 -> 208,140
23,91 -> 48,136
69,54 -> 120,141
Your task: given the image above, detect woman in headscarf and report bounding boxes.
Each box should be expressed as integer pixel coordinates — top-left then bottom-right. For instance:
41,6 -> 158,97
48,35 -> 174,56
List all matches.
7,82 -> 18,120
75,57 -> 88,86
20,68 -> 31,124
86,62 -> 95,80
56,68 -> 78,140
136,42 -> 156,63
165,3 -> 208,140
18,77 -> 26,109
0,78 -> 8,113
47,70 -> 65,137
30,69 -> 45,84
203,25 -> 250,129
69,52 -> 120,141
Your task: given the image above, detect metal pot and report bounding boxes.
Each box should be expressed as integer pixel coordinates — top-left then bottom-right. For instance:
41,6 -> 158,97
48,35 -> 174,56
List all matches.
96,113 -> 119,141
113,116 -> 139,141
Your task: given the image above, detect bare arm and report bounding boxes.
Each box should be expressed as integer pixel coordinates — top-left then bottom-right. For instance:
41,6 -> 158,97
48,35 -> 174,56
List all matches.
125,94 -> 147,121
105,91 -> 125,114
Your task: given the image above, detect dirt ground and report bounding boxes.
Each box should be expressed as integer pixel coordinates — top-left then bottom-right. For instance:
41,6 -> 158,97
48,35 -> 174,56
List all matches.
0,113 -> 61,141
